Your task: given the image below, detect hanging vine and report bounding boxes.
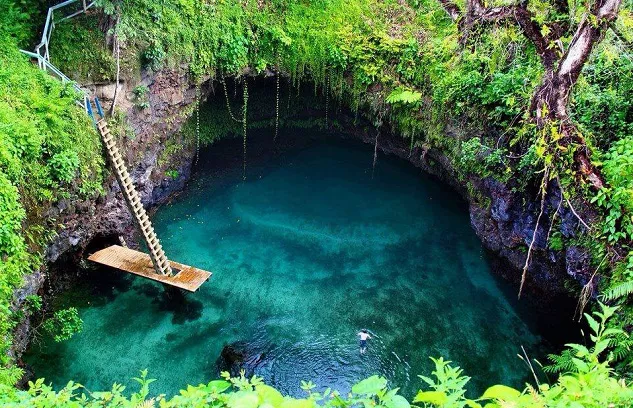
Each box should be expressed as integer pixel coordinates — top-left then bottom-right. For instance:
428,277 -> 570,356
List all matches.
286,78 -> 291,112
324,68 -> 329,128
194,82 -> 201,166
222,76 -> 244,123
518,165 -> 550,298
372,110 -> 383,179
372,129 -> 379,180
274,52 -> 280,141
242,78 -> 249,180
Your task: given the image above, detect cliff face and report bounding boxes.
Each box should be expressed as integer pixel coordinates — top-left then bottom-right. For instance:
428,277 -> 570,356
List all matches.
11,68 -> 202,362
12,72 -> 588,363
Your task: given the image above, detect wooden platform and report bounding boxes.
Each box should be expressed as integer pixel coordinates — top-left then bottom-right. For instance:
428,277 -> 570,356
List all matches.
88,245 -> 211,292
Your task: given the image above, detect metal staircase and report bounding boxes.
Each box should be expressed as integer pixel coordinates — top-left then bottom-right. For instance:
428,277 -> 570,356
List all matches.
95,117 -> 173,276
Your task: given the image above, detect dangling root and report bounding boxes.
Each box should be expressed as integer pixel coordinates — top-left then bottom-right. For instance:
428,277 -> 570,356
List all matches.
575,254 -> 608,321
372,130 -> 379,179
546,193 -> 562,242
195,83 -> 201,166
274,63 -> 280,141
222,76 -> 244,123
325,69 -> 330,128
110,25 -> 121,115
519,167 -> 549,299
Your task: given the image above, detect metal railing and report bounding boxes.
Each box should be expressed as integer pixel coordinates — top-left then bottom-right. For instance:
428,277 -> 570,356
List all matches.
33,0 -> 96,66
20,49 -> 88,109
21,0 -> 96,110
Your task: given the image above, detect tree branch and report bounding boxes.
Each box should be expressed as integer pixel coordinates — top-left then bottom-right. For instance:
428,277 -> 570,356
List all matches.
438,0 -> 460,21
519,166 -> 549,298
458,0 -> 559,68
557,0 -> 622,81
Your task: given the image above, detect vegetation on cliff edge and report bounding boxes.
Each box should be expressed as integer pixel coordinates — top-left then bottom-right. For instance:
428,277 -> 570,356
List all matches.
1,0 -> 633,403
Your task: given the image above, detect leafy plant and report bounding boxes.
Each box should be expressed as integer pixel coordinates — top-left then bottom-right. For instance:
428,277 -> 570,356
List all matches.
591,136 -> 633,244
42,308 -> 83,342
24,295 -> 42,314
132,85 -> 150,109
48,150 -> 80,182
165,169 -> 179,179
415,357 -> 475,407
386,87 -> 422,105
142,40 -> 166,71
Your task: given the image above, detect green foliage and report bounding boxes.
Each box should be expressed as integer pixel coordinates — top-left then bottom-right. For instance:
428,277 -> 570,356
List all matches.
132,85 -> 149,98
415,357 -> 476,407
24,295 -> 43,314
42,308 -> 83,343
386,87 -> 422,105
591,136 -> 633,244
572,44 -> 633,150
0,1 -> 104,383
49,14 -> 116,82
132,85 -> 150,109
548,231 -> 564,251
2,0 -> 633,397
603,280 -> 633,302
165,169 -> 179,179
142,40 -> 166,71
456,138 -> 509,181
49,150 -> 81,183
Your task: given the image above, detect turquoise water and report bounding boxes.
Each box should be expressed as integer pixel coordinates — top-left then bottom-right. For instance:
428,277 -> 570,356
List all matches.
26,134 -> 556,399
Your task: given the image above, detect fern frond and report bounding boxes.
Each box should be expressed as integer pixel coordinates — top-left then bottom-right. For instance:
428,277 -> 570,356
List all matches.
611,337 -> 633,361
137,398 -> 155,408
601,280 -> 633,301
544,350 -> 576,374
0,366 -> 24,386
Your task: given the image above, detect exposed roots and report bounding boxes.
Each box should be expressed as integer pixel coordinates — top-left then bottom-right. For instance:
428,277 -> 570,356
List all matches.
575,254 -> 608,321
242,80 -> 249,180
372,130 -> 379,179
546,193 -> 563,243
519,166 -> 549,299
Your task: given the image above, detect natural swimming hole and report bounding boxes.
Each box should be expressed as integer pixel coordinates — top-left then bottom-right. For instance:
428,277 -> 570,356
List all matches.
26,132 -> 571,399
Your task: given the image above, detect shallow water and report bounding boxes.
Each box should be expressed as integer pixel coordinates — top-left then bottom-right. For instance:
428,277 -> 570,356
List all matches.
27,133 -> 558,399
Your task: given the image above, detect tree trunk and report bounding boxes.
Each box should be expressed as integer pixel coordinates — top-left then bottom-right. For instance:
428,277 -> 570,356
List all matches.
439,0 -> 622,189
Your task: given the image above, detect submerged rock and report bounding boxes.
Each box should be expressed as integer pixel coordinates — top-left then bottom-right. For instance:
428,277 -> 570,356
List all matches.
216,341 -> 266,378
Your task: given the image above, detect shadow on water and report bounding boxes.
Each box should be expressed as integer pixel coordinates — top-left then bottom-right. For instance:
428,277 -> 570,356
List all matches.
135,284 -> 205,325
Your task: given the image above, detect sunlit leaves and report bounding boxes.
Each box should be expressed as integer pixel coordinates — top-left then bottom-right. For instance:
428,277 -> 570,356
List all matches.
386,87 -> 422,105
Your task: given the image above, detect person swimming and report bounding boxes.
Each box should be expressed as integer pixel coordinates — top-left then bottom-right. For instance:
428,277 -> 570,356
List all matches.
358,329 -> 372,354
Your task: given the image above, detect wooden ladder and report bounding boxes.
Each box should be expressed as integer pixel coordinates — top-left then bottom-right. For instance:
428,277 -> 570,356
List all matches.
96,119 -> 173,276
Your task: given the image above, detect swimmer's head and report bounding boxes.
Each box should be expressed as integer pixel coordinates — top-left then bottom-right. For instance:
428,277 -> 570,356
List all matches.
362,329 -> 368,333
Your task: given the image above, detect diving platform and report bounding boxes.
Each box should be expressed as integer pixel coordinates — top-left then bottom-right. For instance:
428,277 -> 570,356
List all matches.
88,245 -> 212,292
